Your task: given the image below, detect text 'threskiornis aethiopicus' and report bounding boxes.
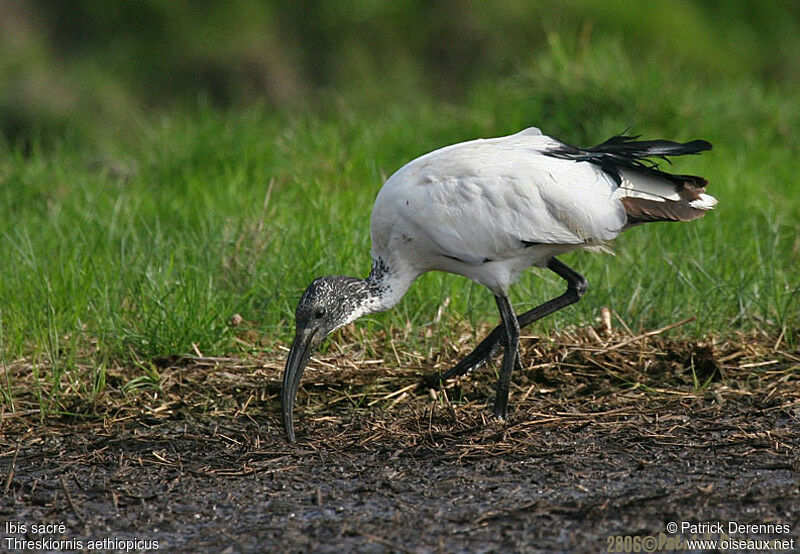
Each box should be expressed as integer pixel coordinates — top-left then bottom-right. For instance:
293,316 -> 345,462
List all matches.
282,127 -> 716,442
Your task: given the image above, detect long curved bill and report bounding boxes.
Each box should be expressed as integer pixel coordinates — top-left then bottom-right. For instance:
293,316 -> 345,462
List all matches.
282,329 -> 315,443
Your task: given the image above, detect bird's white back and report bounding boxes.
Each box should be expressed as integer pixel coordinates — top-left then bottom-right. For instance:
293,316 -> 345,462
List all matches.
370,128 -> 627,294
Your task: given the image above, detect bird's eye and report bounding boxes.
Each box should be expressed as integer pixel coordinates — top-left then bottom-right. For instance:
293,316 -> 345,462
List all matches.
314,308 -> 326,319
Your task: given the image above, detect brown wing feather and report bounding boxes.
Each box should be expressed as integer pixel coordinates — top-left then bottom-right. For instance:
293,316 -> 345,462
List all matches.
621,197 -> 706,227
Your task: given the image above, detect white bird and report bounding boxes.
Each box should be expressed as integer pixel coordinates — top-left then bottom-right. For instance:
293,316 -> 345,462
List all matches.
282,127 -> 716,442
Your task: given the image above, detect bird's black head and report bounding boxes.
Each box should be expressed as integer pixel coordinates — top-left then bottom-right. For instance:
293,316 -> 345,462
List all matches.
294,276 -> 369,338
282,276 -> 373,442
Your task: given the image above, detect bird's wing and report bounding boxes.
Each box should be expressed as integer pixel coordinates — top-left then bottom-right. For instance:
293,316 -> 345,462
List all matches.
378,134 -> 627,265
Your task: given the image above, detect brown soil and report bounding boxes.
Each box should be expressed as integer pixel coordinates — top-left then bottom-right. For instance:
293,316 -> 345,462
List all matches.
1,327 -> 799,552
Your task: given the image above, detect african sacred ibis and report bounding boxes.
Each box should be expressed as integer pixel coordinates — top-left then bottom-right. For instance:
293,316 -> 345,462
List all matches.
282,127 -> 715,442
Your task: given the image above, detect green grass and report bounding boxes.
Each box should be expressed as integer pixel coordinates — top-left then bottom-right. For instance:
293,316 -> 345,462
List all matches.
1,36 -> 798,411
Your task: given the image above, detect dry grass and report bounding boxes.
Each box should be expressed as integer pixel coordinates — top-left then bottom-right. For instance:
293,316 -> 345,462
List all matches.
2,318 -> 798,454
1,320 -> 797,552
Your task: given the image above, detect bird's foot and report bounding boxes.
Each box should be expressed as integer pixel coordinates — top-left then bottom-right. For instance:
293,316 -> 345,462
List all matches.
492,399 -> 508,420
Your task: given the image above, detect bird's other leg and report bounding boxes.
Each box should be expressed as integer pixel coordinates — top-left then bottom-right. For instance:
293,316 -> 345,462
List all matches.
493,294 -> 519,419
432,258 -> 587,384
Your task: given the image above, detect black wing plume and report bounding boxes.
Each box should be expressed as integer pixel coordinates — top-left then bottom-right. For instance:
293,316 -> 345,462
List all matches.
546,134 -> 712,186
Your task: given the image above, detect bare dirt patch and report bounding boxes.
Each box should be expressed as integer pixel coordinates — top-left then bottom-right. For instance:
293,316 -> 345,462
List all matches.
1,327 -> 799,552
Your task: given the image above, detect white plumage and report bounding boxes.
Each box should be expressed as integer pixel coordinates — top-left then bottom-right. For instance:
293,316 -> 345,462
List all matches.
370,127 -> 632,302
282,126 -> 716,442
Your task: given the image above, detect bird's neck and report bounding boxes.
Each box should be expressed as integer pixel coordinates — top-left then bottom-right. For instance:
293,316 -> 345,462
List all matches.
362,256 -> 417,314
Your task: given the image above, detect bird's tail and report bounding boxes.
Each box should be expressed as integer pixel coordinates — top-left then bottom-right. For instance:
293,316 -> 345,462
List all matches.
547,135 -> 717,225
613,166 -> 717,226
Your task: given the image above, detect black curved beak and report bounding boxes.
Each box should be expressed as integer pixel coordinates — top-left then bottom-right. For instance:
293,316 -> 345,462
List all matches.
282,327 -> 317,443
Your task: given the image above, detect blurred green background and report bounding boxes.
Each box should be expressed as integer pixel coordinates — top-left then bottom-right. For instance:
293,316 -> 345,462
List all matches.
1,1 -> 799,408
3,0 -> 800,143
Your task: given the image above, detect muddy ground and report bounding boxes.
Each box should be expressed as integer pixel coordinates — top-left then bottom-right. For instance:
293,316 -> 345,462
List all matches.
1,328 -> 799,552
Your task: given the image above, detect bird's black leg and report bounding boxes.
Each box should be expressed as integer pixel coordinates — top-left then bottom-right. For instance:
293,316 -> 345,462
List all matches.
493,294 -> 519,419
432,258 -> 587,384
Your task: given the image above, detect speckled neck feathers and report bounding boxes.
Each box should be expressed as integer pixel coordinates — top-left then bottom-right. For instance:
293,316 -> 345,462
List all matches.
365,256 -> 413,313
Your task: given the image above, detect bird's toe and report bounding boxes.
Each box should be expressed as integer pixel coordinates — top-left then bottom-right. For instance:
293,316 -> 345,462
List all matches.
492,406 -> 508,420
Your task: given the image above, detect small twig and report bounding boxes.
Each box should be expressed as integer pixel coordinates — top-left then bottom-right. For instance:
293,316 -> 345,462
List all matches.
367,383 -> 417,406
740,360 -> 778,369
519,383 -> 538,403
275,345 -> 339,369
355,531 -> 414,554
600,306 -> 613,334
607,317 -> 696,350
387,392 -> 409,410
433,296 -> 451,324
0,409 -> 41,420
60,476 -> 84,522
233,393 -> 254,418
3,444 -> 19,496
612,309 -> 634,334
